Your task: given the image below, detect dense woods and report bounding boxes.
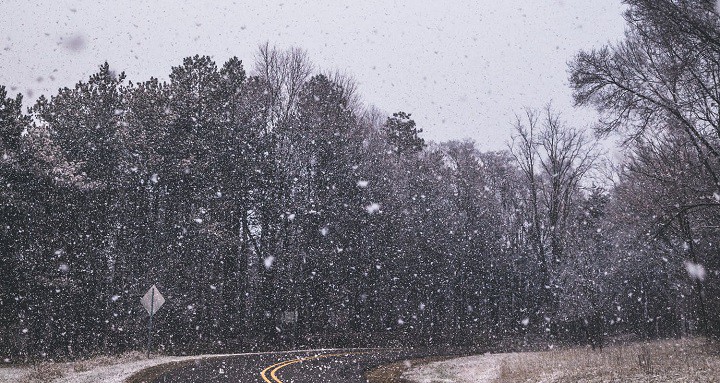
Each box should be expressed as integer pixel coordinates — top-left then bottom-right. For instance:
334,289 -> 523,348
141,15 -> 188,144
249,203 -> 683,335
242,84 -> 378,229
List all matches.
1,0 -> 719,362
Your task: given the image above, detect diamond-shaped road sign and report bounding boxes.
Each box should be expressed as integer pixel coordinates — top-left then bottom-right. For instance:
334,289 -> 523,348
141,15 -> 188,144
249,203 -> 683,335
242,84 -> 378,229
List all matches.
140,285 -> 165,316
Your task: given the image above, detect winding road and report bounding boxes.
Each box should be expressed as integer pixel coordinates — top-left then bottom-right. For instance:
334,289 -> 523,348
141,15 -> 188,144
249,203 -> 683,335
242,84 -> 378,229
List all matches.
151,348 -> 422,382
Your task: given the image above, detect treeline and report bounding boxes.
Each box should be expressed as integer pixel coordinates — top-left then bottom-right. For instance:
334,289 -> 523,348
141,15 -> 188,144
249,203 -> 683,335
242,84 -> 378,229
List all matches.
1,0 -> 720,361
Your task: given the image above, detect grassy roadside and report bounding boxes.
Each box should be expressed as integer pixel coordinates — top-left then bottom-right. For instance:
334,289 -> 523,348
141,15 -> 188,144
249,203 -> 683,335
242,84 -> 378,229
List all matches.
366,356 -> 456,383
374,338 -> 720,383
0,352 -> 148,383
0,352 -> 218,383
498,338 -> 720,382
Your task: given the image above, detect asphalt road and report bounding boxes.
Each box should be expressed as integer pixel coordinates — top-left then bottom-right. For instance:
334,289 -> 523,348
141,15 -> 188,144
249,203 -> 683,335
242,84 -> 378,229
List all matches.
151,349 -> 424,383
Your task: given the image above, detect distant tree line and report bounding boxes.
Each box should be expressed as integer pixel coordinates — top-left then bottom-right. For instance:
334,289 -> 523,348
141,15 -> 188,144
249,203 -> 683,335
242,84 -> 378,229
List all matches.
1,0 -> 719,361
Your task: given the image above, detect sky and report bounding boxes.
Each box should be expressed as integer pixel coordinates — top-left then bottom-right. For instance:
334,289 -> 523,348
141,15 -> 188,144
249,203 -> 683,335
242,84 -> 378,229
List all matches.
0,0 -> 627,151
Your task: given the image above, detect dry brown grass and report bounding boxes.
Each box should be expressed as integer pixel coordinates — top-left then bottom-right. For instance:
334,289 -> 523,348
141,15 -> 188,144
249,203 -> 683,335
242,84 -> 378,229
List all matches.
73,351 -> 146,373
1,351 -> 149,383
498,338 -> 720,383
20,363 -> 64,383
366,356 -> 455,383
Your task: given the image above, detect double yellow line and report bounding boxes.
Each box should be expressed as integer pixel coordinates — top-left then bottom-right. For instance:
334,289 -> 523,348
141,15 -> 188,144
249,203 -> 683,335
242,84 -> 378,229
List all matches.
259,352 -> 353,383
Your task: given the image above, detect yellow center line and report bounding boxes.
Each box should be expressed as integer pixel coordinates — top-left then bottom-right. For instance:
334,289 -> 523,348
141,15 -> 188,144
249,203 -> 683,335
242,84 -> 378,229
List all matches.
260,352 -> 362,383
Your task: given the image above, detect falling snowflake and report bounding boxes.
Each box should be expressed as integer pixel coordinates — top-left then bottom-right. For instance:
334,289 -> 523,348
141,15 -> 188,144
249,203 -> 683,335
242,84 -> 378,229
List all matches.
63,34 -> 86,52
264,256 -> 275,269
150,173 -> 159,183
684,261 -> 706,281
365,203 -> 381,214
357,180 -> 369,188
521,318 -> 530,326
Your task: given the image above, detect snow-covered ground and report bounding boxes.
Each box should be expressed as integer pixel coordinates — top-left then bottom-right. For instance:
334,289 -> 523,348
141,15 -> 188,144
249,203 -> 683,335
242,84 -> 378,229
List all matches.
402,338 -> 720,383
402,353 -> 506,383
0,352 -> 206,383
0,367 -> 30,383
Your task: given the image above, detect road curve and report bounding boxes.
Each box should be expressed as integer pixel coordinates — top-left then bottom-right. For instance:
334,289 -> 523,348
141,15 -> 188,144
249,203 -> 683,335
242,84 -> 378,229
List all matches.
151,348 -> 422,383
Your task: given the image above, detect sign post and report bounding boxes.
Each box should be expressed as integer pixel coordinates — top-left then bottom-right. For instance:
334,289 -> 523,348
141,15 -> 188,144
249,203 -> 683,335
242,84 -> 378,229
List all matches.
140,285 -> 165,358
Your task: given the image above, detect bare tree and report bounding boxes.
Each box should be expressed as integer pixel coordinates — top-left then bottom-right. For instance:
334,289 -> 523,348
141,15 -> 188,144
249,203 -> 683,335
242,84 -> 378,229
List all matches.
254,42 -> 314,129
510,106 -> 599,311
510,109 -> 548,285
324,70 -> 362,114
569,0 -> 720,187
569,0 -> 720,337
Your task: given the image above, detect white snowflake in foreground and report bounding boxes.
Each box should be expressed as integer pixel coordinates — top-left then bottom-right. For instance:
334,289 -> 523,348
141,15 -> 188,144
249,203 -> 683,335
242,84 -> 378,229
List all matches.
357,180 -> 369,188
365,202 -> 381,214
684,261 -> 706,281
264,256 -> 275,269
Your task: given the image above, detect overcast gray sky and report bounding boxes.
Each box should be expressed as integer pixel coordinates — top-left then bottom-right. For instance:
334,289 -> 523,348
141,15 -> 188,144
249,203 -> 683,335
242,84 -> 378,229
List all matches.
0,0 -> 627,150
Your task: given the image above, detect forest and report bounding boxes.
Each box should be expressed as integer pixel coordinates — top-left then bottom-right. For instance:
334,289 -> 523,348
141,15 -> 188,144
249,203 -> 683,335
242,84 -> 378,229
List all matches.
1,0 -> 719,361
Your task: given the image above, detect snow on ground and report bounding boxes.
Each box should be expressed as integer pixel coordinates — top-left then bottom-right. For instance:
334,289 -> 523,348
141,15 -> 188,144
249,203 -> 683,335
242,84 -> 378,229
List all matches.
0,352 -> 199,383
54,354 -> 200,383
402,353 -> 506,383
0,367 -> 30,383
